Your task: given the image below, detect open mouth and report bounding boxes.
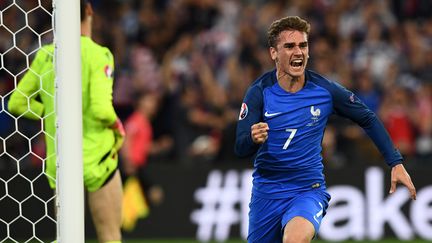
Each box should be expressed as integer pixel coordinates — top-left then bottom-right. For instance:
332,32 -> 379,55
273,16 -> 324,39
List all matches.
290,59 -> 303,67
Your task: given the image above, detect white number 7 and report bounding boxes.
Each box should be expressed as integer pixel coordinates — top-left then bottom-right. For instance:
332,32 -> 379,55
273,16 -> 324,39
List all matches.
283,128 -> 297,149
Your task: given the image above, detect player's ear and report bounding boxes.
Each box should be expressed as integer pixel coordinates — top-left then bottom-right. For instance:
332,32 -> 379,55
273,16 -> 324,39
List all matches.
270,47 -> 277,62
85,1 -> 93,18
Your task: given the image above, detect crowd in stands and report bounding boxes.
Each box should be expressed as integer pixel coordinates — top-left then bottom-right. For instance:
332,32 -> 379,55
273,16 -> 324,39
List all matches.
0,0 -> 431,170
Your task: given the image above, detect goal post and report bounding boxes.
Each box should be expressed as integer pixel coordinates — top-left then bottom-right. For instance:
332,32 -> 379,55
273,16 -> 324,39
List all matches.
0,0 -> 84,242
54,0 -> 84,242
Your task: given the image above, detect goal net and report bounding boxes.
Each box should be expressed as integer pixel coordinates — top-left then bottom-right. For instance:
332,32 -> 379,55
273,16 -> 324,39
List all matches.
0,0 -> 83,242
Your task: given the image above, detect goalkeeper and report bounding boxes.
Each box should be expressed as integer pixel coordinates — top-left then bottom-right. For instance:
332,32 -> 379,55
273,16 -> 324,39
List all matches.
8,1 -> 124,242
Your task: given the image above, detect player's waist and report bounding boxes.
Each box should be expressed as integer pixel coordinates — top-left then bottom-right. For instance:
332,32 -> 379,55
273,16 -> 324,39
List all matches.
252,176 -> 326,199
254,155 -> 323,171
254,163 -> 323,179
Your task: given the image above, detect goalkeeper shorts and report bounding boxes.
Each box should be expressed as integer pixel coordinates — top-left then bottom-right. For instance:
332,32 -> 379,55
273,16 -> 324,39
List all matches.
45,148 -> 118,192
84,148 -> 119,192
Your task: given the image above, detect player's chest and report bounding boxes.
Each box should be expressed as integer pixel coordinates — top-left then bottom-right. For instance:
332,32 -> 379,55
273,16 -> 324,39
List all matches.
262,87 -> 332,128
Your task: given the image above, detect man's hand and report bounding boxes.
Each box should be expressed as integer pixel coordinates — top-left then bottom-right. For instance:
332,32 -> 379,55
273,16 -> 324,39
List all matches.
390,164 -> 416,200
111,118 -> 125,151
251,122 -> 269,144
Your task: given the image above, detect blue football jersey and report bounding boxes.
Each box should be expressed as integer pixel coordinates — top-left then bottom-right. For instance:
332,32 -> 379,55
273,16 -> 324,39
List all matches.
235,69 -> 403,199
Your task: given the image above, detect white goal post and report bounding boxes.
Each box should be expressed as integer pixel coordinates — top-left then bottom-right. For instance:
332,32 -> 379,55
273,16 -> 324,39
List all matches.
0,0 -> 84,242
54,0 -> 84,242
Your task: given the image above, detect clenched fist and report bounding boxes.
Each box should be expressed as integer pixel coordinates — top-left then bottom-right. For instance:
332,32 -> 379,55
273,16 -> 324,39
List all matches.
251,122 -> 269,144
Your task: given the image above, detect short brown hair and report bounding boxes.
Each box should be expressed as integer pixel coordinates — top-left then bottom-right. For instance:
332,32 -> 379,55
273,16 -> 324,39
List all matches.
80,0 -> 89,21
267,16 -> 310,48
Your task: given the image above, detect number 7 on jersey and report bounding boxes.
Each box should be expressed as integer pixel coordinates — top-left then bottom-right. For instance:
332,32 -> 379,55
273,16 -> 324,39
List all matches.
283,129 -> 297,149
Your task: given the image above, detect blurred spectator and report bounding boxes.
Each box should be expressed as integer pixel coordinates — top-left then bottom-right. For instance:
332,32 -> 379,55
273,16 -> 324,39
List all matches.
413,83 -> 432,160
354,71 -> 382,113
352,18 -> 399,84
380,86 -> 416,157
120,92 -> 170,206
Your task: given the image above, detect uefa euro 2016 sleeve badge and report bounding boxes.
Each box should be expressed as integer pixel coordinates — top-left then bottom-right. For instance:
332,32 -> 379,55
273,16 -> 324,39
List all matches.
239,103 -> 248,120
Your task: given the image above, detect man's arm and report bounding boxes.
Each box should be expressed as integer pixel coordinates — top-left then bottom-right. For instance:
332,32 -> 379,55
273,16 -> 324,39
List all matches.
329,81 -> 416,199
8,50 -> 47,119
235,85 -> 264,157
330,81 -> 402,165
89,47 -> 124,151
89,48 -> 118,126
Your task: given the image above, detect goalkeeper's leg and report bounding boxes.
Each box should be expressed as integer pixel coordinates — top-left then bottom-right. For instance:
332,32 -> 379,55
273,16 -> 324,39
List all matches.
88,169 -> 122,243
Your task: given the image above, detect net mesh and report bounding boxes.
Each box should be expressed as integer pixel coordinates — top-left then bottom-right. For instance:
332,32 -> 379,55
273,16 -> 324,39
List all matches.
0,0 -> 56,242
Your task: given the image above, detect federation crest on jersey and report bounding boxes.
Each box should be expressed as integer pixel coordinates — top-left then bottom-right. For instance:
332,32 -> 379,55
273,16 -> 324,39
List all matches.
104,65 -> 113,79
239,103 -> 248,120
307,105 -> 321,126
310,106 -> 321,117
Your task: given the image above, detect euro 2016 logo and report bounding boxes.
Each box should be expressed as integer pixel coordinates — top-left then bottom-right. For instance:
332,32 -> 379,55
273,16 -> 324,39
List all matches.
238,103 -> 248,120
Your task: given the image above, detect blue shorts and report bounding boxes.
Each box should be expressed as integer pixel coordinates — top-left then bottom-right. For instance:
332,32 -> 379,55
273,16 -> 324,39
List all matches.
248,189 -> 331,243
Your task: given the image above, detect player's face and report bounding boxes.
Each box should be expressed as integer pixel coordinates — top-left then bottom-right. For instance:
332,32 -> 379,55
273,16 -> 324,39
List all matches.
270,30 -> 309,78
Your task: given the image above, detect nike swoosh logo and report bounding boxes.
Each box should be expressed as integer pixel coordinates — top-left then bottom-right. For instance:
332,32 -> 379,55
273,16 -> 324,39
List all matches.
313,202 -> 324,223
264,111 -> 282,117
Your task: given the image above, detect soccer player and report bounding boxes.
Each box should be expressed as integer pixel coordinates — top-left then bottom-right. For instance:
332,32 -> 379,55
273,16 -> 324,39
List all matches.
8,1 -> 124,242
234,16 -> 417,243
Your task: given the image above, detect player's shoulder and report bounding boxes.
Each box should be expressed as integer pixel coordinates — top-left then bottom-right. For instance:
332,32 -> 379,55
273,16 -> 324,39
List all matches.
306,70 -> 333,85
34,44 -> 54,59
249,69 -> 277,91
306,69 -> 346,91
81,36 -> 113,61
27,44 -> 55,68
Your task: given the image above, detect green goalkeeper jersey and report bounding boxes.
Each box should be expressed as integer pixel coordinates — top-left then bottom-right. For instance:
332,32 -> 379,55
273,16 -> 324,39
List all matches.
8,36 -> 118,188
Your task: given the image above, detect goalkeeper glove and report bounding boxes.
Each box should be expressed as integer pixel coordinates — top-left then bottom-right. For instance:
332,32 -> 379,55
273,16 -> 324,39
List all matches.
111,118 -> 125,151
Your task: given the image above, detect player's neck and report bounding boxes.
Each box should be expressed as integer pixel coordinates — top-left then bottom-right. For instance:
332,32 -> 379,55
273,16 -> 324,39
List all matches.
81,19 -> 92,38
277,74 -> 305,93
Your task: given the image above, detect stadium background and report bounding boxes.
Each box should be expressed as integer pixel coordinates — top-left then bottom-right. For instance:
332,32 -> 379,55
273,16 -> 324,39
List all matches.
0,0 -> 431,242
